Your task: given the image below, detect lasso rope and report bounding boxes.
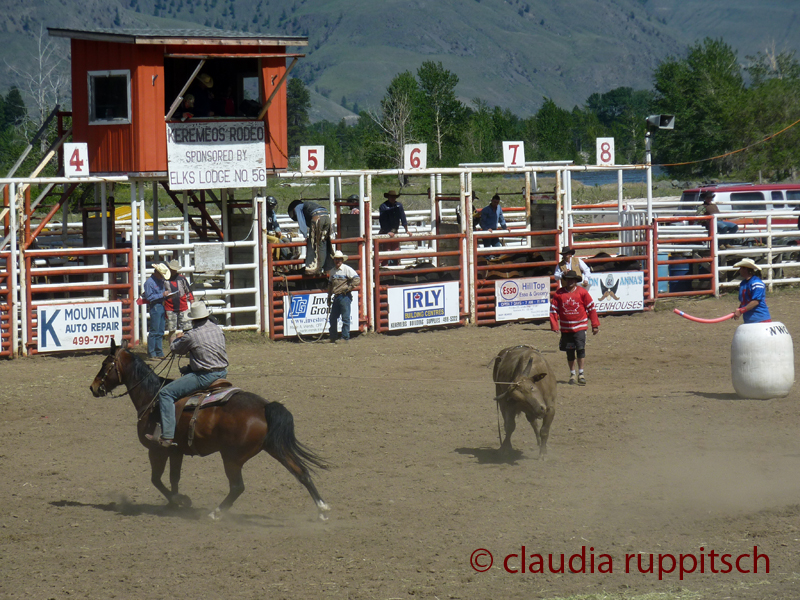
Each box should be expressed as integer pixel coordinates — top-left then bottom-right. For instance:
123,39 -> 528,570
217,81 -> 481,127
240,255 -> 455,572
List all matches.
658,116 -> 800,167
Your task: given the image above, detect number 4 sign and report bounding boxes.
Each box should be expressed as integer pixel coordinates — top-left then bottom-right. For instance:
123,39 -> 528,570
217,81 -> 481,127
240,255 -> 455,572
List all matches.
596,137 -> 615,166
64,143 -> 90,177
300,146 -> 325,173
404,144 -> 427,170
502,141 -> 525,168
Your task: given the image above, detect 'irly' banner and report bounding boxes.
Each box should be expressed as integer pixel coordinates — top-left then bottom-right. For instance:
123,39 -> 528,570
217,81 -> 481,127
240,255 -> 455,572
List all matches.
387,281 -> 460,330
166,121 -> 267,191
37,302 -> 122,352
586,271 -> 644,313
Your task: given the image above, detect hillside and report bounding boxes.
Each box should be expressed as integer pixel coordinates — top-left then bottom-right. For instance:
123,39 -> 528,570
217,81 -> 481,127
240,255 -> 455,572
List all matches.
0,0 -> 798,122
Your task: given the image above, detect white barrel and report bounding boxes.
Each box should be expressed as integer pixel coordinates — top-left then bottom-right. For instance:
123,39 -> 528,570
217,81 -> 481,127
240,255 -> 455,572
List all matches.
731,322 -> 794,399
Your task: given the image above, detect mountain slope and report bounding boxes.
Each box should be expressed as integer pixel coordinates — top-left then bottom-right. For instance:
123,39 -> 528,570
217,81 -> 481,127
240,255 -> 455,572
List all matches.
0,0 -> 798,121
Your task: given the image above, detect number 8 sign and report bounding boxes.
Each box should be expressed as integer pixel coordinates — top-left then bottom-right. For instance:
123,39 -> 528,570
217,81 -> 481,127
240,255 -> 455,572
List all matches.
596,137 -> 615,166
300,146 -> 325,173
64,143 -> 90,177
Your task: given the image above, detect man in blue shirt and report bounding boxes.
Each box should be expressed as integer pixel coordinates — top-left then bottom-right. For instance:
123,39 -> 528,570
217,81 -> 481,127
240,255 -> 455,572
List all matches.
733,258 -> 771,323
478,194 -> 508,247
144,263 -> 171,359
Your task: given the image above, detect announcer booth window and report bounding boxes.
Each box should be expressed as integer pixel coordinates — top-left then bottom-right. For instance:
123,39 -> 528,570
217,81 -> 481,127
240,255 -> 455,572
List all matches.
88,70 -> 131,125
164,57 -> 261,119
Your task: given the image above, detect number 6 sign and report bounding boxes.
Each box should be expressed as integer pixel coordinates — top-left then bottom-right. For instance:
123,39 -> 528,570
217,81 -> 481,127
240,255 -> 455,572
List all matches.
300,146 -> 325,173
404,144 -> 427,170
64,143 -> 90,177
502,141 -> 525,168
596,137 -> 615,166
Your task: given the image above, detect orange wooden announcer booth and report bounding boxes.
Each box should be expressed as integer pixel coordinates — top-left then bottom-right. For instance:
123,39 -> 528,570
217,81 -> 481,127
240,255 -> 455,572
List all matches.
48,27 -> 307,175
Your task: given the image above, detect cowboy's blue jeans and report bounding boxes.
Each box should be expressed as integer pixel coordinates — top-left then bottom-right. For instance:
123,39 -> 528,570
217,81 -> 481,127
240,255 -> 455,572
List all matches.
157,368 -> 227,440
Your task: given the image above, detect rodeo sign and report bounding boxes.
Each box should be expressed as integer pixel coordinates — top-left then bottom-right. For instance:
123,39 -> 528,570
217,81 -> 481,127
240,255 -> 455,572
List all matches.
494,277 -> 550,321
282,292 -> 359,336
387,281 -> 460,330
586,271 -> 644,313
37,302 -> 123,352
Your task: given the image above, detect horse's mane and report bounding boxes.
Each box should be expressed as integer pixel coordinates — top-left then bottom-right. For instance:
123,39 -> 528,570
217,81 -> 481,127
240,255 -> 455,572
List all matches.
126,351 -> 166,398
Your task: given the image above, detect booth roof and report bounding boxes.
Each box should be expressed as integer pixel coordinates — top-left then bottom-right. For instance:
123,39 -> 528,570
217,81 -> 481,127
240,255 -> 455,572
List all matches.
47,27 -> 308,46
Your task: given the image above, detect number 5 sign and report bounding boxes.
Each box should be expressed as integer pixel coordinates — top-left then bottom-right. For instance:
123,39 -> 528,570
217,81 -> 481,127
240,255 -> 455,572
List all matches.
300,146 -> 325,173
64,143 -> 90,177
502,141 -> 525,168
596,137 -> 615,166
404,144 -> 427,170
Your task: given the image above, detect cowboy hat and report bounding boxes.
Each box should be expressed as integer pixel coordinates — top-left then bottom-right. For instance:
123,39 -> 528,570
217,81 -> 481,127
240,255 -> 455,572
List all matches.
733,258 -> 761,271
287,199 -> 302,220
384,190 -> 400,198
188,302 -> 211,320
560,246 -> 575,255
154,263 -> 170,278
562,270 -> 582,280
333,250 -> 346,259
197,73 -> 214,88
167,259 -> 180,271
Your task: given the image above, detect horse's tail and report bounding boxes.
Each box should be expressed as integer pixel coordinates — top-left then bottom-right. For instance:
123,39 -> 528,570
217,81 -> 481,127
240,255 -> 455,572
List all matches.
263,401 -> 329,473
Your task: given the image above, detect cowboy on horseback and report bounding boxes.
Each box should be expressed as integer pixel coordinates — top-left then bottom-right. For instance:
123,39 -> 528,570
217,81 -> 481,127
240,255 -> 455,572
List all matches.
147,301 -> 228,448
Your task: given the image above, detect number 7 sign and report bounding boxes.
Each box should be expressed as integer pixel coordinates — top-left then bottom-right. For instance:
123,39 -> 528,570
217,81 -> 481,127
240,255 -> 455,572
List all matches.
300,146 -> 325,173
502,141 -> 525,168
64,143 -> 90,177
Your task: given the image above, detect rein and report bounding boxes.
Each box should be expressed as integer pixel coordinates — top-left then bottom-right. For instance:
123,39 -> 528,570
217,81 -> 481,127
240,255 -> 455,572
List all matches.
99,350 -> 177,420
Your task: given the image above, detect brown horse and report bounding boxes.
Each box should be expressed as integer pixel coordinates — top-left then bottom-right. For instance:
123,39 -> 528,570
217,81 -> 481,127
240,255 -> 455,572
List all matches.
89,340 -> 330,521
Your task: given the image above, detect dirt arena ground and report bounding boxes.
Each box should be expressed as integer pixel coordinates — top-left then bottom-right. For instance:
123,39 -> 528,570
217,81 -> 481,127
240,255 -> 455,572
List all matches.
2,292 -> 800,600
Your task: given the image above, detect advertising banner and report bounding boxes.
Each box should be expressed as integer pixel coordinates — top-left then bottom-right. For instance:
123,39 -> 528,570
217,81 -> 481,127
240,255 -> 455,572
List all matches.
166,121 -> 267,191
387,281 -> 460,330
37,302 -> 122,352
494,277 -> 551,321
586,271 -> 644,313
282,292 -> 359,336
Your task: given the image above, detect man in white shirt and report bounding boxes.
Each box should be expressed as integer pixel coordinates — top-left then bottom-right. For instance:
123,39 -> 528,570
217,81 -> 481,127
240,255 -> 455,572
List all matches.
554,246 -> 591,287
327,250 -> 361,343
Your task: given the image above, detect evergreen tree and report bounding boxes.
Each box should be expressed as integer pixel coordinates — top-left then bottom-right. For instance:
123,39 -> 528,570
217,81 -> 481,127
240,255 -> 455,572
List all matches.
286,77 -> 311,156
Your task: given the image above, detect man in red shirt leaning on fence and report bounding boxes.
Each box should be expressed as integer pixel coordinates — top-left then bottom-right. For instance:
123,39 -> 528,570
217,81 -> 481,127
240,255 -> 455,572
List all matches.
550,270 -> 600,386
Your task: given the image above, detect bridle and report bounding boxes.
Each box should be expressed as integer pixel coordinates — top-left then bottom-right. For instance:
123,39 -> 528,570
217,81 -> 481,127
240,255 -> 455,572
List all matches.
97,353 -> 125,398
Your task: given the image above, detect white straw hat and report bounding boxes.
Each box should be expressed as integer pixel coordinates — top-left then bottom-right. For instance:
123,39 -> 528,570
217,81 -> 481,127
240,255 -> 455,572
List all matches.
733,258 -> 761,271
188,302 -> 211,320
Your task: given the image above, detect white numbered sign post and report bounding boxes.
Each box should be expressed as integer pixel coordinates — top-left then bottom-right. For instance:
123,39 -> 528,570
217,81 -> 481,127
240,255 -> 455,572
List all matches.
300,146 -> 325,173
596,137 -> 615,166
404,144 -> 427,170
502,141 -> 525,168
64,143 -> 90,177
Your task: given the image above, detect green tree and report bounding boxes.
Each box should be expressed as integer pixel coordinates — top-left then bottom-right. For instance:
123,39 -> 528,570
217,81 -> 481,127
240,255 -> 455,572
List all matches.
739,49 -> 800,179
652,38 -> 745,177
369,71 -> 421,171
528,98 -> 577,161
461,99 -> 496,162
3,88 -> 27,129
416,61 -> 464,163
286,78 -> 311,156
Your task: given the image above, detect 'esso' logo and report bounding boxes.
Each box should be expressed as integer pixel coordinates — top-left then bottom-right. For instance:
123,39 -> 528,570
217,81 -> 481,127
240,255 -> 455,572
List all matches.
500,281 -> 519,300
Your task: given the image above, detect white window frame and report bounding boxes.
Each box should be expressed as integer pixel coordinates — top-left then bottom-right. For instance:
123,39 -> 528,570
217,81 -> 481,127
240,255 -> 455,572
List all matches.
88,69 -> 132,125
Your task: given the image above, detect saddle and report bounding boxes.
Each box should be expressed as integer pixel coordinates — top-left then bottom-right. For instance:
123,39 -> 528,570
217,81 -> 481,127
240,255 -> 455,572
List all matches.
180,379 -> 242,447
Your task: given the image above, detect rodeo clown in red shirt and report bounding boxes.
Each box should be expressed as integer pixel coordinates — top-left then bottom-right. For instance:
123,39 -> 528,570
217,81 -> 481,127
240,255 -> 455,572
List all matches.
550,269 -> 600,386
